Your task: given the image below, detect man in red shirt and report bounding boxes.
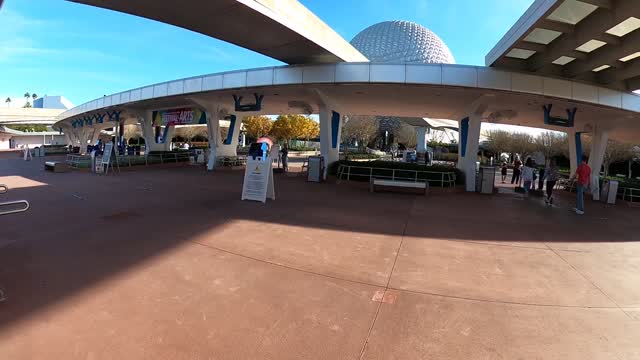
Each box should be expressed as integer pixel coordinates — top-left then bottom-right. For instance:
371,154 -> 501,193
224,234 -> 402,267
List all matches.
573,157 -> 591,215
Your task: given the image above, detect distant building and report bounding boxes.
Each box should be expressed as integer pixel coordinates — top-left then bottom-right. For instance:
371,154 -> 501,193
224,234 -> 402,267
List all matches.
33,96 -> 74,110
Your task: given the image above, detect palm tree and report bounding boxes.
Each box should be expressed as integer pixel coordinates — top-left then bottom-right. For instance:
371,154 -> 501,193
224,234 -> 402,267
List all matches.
5,97 -> 10,108
31,93 -> 38,101
23,92 -> 31,108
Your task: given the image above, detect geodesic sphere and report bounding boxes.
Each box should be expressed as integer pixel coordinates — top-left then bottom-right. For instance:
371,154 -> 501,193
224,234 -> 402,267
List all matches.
351,20 -> 455,64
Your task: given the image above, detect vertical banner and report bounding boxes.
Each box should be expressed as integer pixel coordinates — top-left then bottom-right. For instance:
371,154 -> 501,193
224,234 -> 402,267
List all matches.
241,158 -> 275,203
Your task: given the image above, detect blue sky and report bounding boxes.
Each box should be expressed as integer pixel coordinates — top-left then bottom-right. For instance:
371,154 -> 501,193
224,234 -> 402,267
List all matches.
0,0 -> 534,107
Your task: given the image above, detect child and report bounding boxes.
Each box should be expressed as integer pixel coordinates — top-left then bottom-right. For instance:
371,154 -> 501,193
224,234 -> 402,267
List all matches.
501,163 -> 508,183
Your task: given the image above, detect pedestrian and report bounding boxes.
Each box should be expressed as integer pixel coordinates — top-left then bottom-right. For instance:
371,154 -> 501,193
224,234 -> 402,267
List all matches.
501,162 -> 508,183
537,165 -> 545,191
511,157 -> 522,184
521,158 -> 534,194
543,159 -> 559,206
281,143 -> 289,172
572,156 -> 591,215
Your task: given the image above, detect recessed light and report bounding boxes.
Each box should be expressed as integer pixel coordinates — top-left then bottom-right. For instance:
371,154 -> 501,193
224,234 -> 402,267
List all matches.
552,56 -> 576,65
576,39 -> 607,53
606,17 -> 640,37
592,65 -> 611,72
620,52 -> 640,62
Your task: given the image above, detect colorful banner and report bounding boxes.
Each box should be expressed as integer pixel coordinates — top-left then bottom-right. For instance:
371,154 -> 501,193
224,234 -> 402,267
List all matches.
152,108 -> 206,126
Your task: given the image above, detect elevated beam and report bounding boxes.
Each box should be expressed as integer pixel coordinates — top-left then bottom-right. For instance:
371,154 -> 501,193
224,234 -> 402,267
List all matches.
527,3 -> 640,71
67,0 -> 367,64
566,29 -> 640,78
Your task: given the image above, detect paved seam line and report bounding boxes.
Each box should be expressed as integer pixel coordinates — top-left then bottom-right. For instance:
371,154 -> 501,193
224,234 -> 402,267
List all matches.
190,230 -> 621,310
358,197 -> 414,360
542,242 -> 627,315
190,240 -> 382,289
389,287 -> 620,309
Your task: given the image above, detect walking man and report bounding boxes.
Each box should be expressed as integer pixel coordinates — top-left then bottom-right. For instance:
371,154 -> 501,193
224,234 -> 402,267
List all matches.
573,157 -> 591,215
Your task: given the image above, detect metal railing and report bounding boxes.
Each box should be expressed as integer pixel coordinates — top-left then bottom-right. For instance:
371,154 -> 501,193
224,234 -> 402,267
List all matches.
621,187 -> 640,206
336,164 -> 457,188
66,154 -> 91,168
145,152 -> 191,165
0,184 -> 30,216
217,155 -> 247,167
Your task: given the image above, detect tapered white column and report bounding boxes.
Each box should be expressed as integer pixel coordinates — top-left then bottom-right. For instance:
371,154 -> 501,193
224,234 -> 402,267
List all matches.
458,114 -> 482,191
588,127 -> 609,201
416,127 -> 428,153
319,105 -> 342,178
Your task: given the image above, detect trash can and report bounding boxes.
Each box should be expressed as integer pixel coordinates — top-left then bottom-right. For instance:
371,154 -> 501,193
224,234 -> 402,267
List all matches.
307,156 -> 324,182
600,179 -> 619,205
477,166 -> 496,194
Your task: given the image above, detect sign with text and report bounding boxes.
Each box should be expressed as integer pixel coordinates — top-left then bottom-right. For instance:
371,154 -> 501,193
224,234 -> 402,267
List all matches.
152,108 -> 206,127
102,142 -> 113,165
241,158 -> 275,203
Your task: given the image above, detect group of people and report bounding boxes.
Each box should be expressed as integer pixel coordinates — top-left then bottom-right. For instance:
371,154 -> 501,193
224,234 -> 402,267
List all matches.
501,156 -> 592,215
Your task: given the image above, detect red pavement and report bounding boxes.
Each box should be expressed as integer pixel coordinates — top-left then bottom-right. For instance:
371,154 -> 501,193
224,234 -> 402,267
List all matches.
0,153 -> 639,359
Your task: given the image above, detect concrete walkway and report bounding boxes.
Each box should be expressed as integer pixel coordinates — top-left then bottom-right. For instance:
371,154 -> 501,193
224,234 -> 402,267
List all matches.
0,155 -> 639,359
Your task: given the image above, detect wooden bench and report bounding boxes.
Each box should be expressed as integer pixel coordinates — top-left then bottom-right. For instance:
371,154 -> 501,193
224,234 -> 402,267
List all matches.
45,161 -> 69,173
370,178 -> 429,196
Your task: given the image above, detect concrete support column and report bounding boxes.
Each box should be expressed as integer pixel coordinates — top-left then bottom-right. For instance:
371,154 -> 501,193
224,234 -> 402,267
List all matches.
154,126 -> 162,143
588,127 -> 609,201
163,126 -> 176,150
205,112 -> 221,170
77,129 -> 91,154
319,105 -> 342,178
458,115 -> 482,192
416,127 -> 428,153
567,130 -> 581,176
89,128 -> 101,146
139,111 -> 165,153
217,114 -> 241,157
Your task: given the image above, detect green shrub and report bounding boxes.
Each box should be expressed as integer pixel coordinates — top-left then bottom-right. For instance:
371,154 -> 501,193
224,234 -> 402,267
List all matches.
330,160 -> 464,185
344,153 -> 381,160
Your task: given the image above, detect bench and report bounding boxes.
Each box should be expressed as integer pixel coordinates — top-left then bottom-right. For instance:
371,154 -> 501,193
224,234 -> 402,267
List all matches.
45,161 -> 69,173
370,178 -> 429,196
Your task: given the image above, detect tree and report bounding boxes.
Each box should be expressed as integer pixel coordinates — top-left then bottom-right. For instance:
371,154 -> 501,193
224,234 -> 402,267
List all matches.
395,123 -> 418,148
23,92 -> 31,108
483,129 -> 512,161
342,115 -> 379,151
510,132 -> 536,161
535,131 -> 567,161
31,93 -> 38,103
123,124 -> 142,143
242,115 -> 272,139
4,97 -> 10,108
176,125 -> 208,145
299,116 -> 319,141
602,140 -> 634,177
270,114 -> 316,143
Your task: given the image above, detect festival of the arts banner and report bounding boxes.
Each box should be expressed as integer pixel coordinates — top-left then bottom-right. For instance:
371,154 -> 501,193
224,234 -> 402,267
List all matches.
152,108 -> 206,126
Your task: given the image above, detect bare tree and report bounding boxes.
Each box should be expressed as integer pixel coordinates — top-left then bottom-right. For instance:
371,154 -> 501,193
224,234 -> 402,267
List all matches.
510,132 -> 536,161
535,131 -> 566,162
602,140 -> 634,177
341,115 -> 379,151
123,124 -> 142,144
395,123 -> 418,148
483,129 -> 512,161
176,125 -> 208,145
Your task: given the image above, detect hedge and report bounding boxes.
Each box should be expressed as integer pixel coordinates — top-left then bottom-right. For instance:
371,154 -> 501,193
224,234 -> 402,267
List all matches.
329,160 -> 464,185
